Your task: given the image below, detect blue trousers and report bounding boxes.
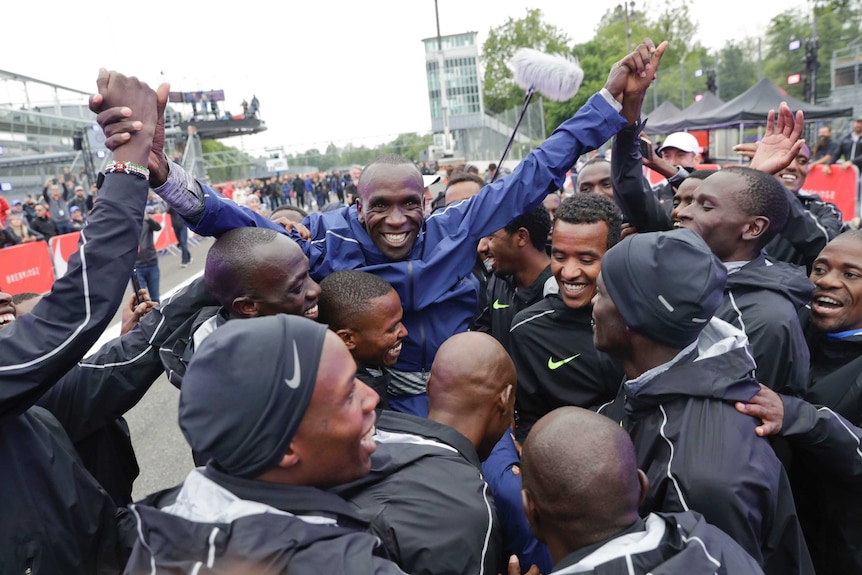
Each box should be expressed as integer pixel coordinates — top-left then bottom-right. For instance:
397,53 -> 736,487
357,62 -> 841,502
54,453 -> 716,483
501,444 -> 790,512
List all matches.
135,262 -> 160,303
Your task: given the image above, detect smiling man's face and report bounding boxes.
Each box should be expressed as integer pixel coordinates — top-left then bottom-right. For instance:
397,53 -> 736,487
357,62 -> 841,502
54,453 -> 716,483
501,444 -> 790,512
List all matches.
356,163 -> 425,261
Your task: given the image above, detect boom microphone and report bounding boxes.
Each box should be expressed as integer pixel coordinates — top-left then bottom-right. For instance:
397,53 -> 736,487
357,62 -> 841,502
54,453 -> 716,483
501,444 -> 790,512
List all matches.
509,48 -> 583,102
492,48 -> 584,182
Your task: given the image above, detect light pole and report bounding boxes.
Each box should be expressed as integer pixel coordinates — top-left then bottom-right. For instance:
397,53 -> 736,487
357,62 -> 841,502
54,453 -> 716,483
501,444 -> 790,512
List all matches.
616,2 -> 635,53
680,58 -> 686,108
434,0 -> 452,154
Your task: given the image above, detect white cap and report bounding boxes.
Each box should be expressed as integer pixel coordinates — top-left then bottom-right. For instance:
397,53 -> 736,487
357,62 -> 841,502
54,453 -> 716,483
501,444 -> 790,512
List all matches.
656,132 -> 701,155
422,174 -> 441,188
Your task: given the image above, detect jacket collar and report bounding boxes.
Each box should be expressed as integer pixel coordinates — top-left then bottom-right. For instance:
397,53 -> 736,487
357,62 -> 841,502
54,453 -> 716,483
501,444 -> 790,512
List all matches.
201,464 -> 370,529
376,410 -> 483,469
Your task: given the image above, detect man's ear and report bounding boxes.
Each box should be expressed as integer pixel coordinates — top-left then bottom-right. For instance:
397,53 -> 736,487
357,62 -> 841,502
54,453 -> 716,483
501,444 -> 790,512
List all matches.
355,198 -> 365,224
743,215 -> 770,242
521,488 -> 544,542
276,446 -> 301,470
336,327 -> 357,350
516,227 -> 530,248
498,384 -> 513,414
232,296 -> 260,318
637,469 -> 650,506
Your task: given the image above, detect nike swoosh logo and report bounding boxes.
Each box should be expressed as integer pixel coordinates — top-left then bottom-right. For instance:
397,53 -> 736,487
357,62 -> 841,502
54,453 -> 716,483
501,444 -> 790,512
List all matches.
547,354 -> 580,370
492,299 -> 510,310
284,341 -> 301,389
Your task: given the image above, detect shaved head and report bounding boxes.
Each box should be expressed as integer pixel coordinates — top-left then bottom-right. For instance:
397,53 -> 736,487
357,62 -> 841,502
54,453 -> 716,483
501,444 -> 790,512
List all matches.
427,332 -> 516,459
521,407 -> 645,556
205,227 -> 311,318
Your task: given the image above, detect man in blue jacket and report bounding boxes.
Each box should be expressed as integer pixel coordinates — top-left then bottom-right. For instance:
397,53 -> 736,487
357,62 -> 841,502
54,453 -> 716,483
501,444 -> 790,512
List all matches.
94,40 -> 667,414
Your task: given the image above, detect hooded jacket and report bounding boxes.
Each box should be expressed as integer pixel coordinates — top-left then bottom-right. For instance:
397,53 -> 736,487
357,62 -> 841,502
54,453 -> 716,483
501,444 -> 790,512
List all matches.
782,316 -> 862,575
801,309 -> 862,424
549,512 -> 763,575
184,92 -> 627,375
715,253 -> 812,396
598,318 -> 813,575
0,173 -> 148,574
125,466 -> 406,575
332,411 -> 501,575
509,294 -> 623,442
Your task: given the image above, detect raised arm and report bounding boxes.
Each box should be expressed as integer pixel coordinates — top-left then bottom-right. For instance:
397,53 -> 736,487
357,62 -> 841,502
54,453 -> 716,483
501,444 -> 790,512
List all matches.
611,123 -> 672,232
0,70 -> 165,423
35,277 -> 217,441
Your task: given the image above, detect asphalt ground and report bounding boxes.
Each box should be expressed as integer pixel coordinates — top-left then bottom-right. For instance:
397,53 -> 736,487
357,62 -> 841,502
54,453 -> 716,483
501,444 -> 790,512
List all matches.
120,237 -> 212,500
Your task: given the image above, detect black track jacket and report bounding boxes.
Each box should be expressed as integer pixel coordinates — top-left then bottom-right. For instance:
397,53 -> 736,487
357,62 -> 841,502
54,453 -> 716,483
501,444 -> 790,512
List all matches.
509,294 -> 622,442
598,319 -> 814,575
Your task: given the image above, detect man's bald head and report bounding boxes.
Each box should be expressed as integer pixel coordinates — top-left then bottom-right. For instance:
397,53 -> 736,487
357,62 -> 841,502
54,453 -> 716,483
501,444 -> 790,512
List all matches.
205,227 -> 311,318
426,332 -> 516,459
521,407 -> 646,558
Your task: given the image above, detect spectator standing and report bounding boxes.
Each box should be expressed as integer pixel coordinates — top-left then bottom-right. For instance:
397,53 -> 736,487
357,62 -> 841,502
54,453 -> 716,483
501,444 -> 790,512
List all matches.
837,117 -> 862,172
811,125 -> 840,174
29,203 -> 59,240
330,170 -> 345,203
44,184 -> 73,234
136,213 -> 162,303
305,173 -> 315,208
292,174 -> 306,208
67,185 -> 93,214
167,205 -> 192,267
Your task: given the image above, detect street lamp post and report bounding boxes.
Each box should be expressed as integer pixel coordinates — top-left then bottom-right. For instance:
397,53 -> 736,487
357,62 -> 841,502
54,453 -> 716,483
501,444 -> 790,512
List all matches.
434,0 -> 452,154
616,2 -> 635,53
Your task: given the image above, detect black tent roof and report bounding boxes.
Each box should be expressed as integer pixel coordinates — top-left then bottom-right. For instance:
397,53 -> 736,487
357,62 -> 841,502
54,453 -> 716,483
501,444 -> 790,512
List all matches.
643,100 -> 682,129
646,92 -> 724,134
670,78 -> 852,130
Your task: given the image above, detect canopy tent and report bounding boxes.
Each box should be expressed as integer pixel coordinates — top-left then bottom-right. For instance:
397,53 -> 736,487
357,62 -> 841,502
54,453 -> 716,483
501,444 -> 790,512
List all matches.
642,100 -> 682,130
667,78 -> 853,130
646,92 -> 724,134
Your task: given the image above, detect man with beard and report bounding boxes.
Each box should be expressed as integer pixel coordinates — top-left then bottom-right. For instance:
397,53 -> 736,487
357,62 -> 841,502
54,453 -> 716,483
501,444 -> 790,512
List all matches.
810,125 -> 840,173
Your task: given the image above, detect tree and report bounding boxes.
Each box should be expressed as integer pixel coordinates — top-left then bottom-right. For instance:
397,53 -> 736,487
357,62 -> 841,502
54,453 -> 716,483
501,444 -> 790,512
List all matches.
480,8 -> 571,116
764,1 -> 861,103
715,40 -> 759,101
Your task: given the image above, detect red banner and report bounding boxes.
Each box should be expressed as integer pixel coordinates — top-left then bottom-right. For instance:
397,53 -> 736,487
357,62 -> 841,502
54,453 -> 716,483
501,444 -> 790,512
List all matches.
801,164 -> 859,221
49,231 -> 81,279
0,241 -> 55,295
152,213 -> 179,251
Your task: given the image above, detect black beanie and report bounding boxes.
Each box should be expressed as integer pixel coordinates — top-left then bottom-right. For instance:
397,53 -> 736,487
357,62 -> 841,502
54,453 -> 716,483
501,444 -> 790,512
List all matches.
601,228 -> 727,348
179,314 -> 328,478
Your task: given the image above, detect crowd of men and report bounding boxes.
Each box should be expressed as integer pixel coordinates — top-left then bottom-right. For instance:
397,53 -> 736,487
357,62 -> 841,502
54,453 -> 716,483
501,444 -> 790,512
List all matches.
1,38 -> 862,575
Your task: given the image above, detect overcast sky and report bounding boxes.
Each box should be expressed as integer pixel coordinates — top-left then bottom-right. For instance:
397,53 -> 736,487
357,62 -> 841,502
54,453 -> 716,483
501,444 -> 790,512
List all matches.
5,1 -> 809,156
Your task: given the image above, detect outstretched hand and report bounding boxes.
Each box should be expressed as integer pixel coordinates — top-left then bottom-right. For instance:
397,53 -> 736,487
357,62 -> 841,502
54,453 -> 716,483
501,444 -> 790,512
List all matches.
747,102 -> 805,175
604,39 -> 668,124
90,70 -> 170,186
735,384 -> 784,437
